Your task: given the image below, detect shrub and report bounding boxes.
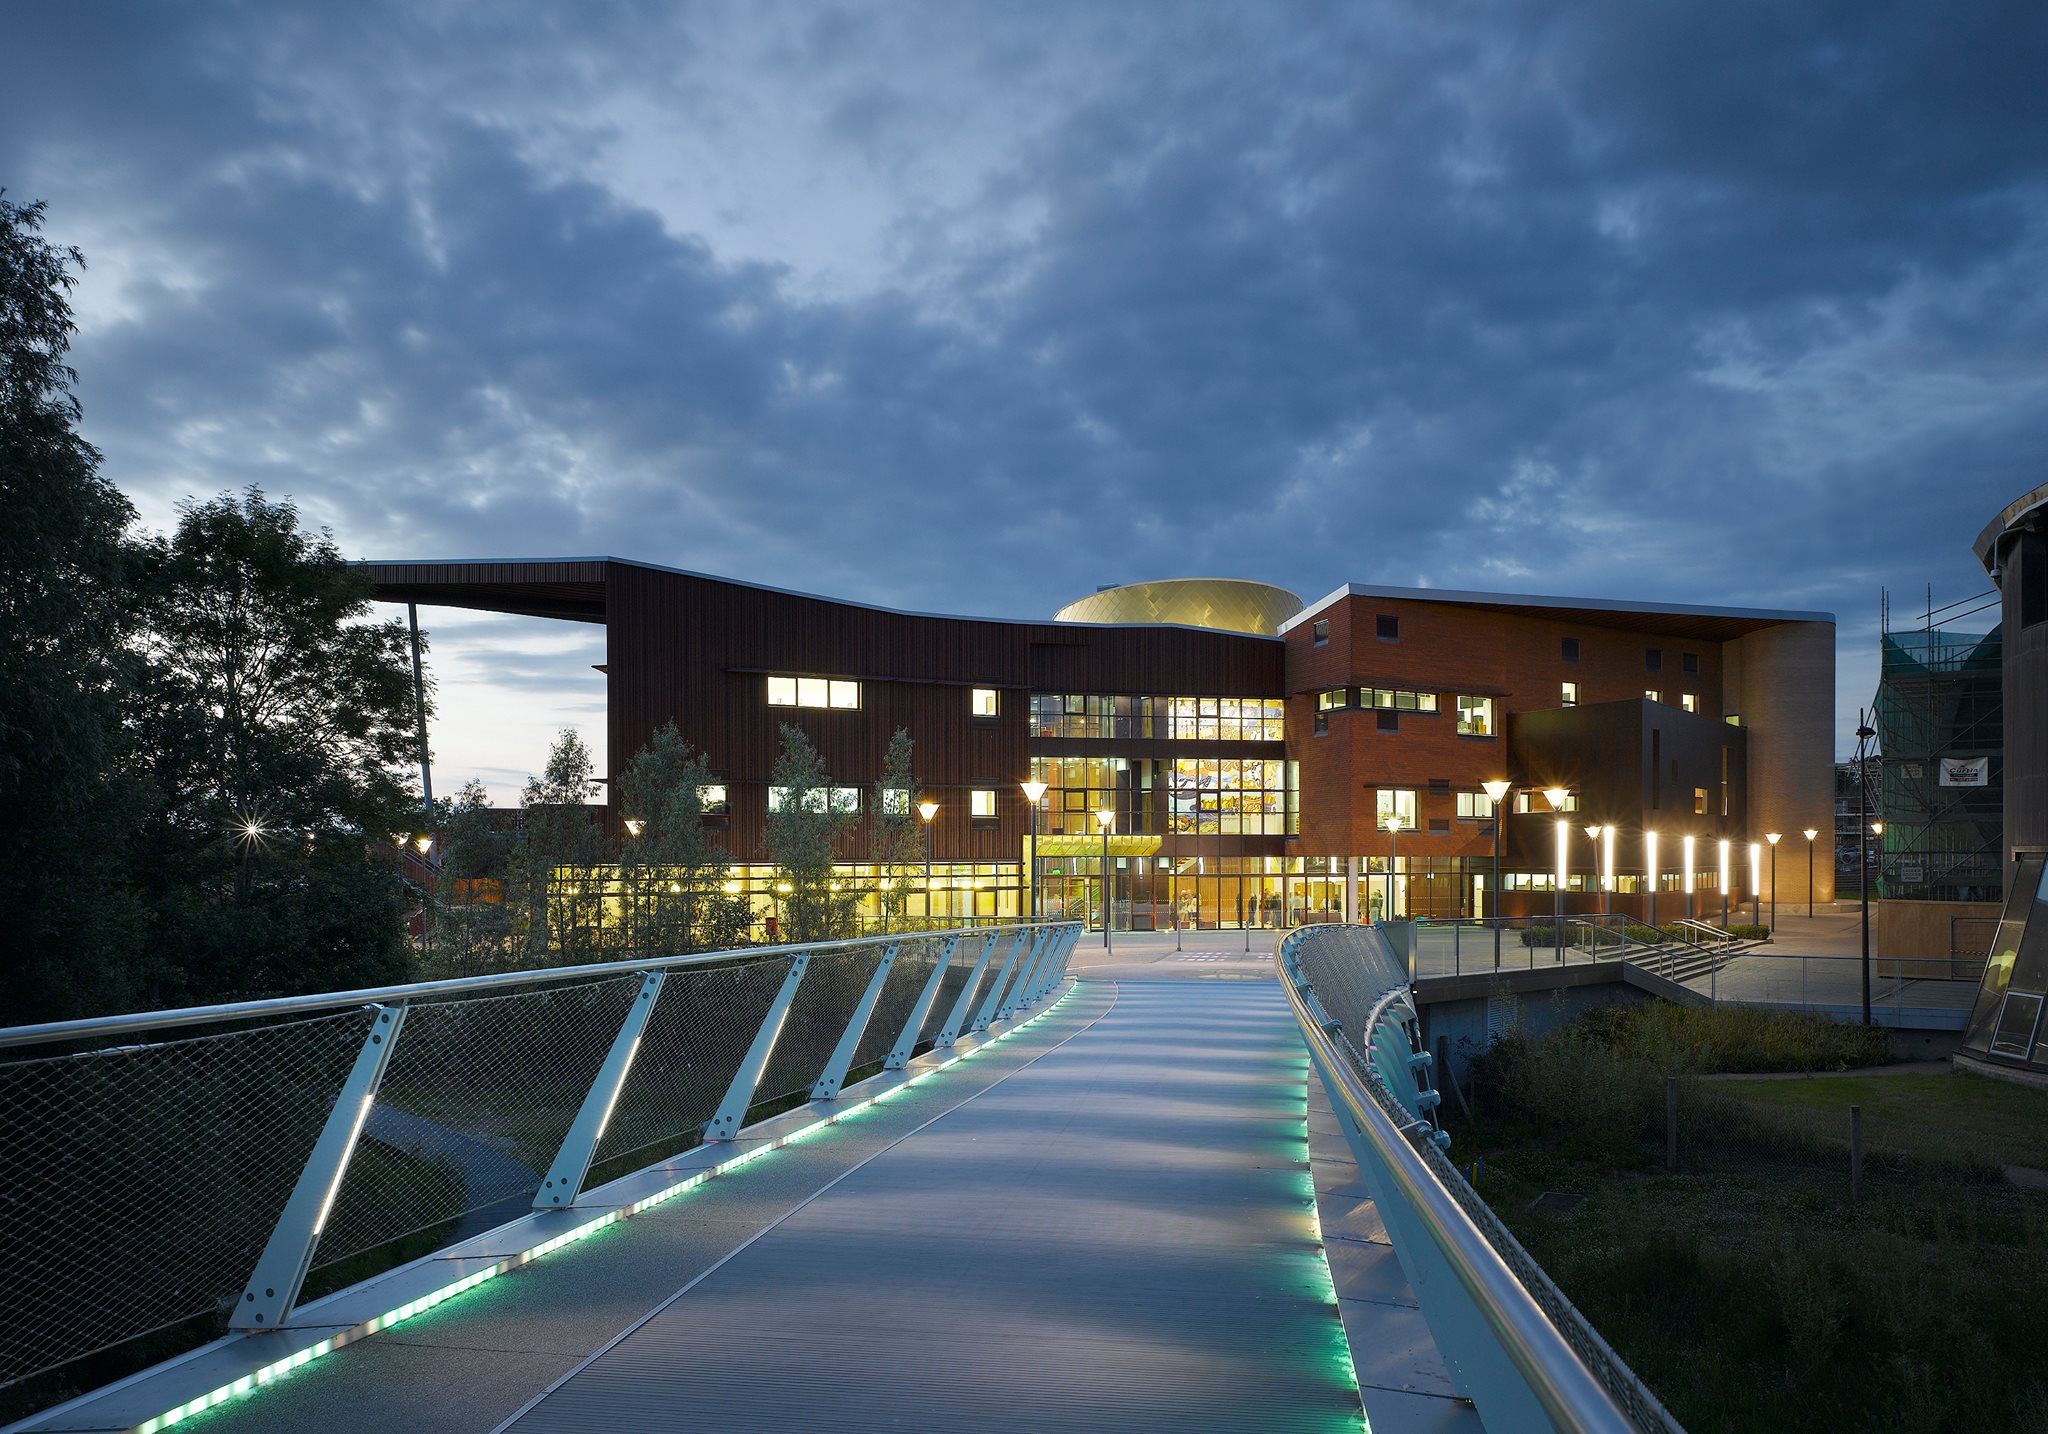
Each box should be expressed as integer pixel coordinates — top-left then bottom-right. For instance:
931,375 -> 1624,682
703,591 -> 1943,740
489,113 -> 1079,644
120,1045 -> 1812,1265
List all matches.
1727,923 -> 1771,941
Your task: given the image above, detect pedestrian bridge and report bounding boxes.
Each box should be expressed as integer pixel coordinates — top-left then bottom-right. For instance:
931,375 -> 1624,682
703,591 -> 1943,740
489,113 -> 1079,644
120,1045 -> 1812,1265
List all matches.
1,925 -> 1679,1433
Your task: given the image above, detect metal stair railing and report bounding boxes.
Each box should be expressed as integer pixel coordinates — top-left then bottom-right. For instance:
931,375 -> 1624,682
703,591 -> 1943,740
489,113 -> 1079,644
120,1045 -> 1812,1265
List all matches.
1280,923 -> 1686,1434
0,921 -> 1082,1393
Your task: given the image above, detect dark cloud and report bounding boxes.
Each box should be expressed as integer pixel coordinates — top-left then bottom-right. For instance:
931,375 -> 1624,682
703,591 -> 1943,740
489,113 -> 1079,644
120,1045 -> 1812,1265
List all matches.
5,0 -> 2042,791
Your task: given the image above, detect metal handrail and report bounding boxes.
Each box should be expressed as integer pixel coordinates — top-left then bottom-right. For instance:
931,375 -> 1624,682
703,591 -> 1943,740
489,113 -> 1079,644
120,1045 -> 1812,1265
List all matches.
0,922 -> 1058,1053
1280,925 -> 1683,1434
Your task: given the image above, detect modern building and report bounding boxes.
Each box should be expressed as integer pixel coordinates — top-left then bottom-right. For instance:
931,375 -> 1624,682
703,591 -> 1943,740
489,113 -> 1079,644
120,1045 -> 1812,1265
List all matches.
1961,484 -> 2048,1072
368,559 -> 1837,933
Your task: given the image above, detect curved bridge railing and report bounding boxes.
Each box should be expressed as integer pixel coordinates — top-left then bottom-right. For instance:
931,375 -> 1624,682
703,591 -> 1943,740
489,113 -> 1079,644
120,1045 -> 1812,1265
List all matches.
1278,923 -> 1684,1434
0,923 -> 1079,1395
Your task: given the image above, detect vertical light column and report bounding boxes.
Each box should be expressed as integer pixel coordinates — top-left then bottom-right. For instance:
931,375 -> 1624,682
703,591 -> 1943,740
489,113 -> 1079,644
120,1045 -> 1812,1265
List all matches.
1749,842 -> 1763,928
1718,839 -> 1732,929
1645,831 -> 1660,929
1601,826 -> 1615,909
1683,834 -> 1697,921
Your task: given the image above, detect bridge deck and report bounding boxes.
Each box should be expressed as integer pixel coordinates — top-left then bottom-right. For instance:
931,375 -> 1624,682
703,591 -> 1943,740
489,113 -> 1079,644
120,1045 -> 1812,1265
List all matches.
141,974 -> 1365,1433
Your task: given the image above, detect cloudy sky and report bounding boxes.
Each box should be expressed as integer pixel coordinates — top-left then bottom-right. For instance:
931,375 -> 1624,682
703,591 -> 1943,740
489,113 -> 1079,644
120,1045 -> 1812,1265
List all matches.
9,2 -> 2044,800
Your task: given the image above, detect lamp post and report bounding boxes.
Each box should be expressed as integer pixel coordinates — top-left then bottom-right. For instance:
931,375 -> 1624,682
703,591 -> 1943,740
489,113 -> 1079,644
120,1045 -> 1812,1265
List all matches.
1095,807 -> 1116,951
1383,810 -> 1403,921
1764,833 -> 1780,932
918,800 -> 939,928
1803,828 -> 1818,919
1482,779 -> 1512,970
1020,779 -> 1047,923
1855,709 -> 1877,1026
1718,838 -> 1731,929
1645,831 -> 1659,930
1544,787 -> 1571,963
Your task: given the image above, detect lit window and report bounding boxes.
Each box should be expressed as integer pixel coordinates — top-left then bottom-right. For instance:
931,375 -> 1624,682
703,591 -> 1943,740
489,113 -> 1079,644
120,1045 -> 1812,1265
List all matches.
1312,619 -> 1330,646
881,788 -> 909,815
1456,695 -> 1494,737
1375,788 -> 1417,829
970,789 -> 997,819
769,786 -> 859,813
971,688 -> 998,717
1516,790 -> 1578,813
1561,681 -> 1579,707
1725,714 -> 1741,727
1694,787 -> 1708,815
1361,688 -> 1438,712
1645,690 -> 1661,703
699,784 -> 728,814
1681,693 -> 1698,713
1455,792 -> 1493,819
1317,689 -> 1348,711
767,674 -> 862,710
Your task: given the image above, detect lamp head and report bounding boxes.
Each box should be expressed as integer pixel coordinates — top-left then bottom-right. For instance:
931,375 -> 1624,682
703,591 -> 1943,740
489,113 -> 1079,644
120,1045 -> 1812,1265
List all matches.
1871,821 -> 1884,835
917,801 -> 939,822
622,818 -> 643,838
1020,779 -> 1048,803
1481,779 -> 1512,804
415,835 -> 434,854
1094,808 -> 1116,831
1382,812 -> 1402,833
1803,827 -> 1819,841
1543,786 -> 1570,811
1584,824 -> 1600,840
1766,832 -> 1781,845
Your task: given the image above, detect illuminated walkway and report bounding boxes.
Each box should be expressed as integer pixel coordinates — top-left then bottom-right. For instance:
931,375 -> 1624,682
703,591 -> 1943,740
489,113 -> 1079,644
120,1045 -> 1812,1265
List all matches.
173,978 -> 1365,1434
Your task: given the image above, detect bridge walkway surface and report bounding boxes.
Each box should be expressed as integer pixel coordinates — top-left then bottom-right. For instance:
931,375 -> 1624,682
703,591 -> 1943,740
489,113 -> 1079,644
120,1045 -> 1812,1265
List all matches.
123,970 -> 1389,1433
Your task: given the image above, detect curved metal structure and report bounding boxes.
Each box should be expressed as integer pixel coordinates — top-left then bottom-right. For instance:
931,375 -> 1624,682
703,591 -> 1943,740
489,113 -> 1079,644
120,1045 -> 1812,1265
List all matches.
1278,923 -> 1685,1434
1053,577 -> 1303,636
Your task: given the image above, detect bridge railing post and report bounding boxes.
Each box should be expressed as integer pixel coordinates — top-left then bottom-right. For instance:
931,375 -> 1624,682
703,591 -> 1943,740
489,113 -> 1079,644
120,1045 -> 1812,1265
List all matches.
534,970 -> 665,1209
1030,925 -> 1077,1002
970,929 -> 1032,1033
811,943 -> 900,1100
231,1003 -> 408,1330
934,931 -> 1001,1046
996,928 -> 1052,1021
705,952 -> 811,1140
885,934 -> 959,1070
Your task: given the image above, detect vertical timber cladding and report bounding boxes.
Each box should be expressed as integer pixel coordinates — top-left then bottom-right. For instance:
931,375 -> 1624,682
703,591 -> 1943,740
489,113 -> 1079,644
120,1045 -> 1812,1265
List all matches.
1725,621 -> 1837,905
600,561 -> 1283,865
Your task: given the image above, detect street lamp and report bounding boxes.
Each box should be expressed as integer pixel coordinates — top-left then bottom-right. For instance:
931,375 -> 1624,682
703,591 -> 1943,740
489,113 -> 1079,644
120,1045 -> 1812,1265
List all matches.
1383,810 -> 1403,921
1020,779 -> 1048,922
1749,841 -> 1763,927
1803,828 -> 1819,919
1855,707 -> 1879,1025
1482,779 -> 1512,969
1718,838 -> 1732,929
918,801 -> 939,927
1645,831 -> 1659,930
1544,788 -> 1571,963
622,819 -> 643,839
1764,833 -> 1781,931
1095,807 -> 1116,950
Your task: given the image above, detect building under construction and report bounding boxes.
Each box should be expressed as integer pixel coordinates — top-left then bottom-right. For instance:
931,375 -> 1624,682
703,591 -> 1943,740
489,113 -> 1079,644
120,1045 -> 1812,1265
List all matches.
1873,589 -> 2004,903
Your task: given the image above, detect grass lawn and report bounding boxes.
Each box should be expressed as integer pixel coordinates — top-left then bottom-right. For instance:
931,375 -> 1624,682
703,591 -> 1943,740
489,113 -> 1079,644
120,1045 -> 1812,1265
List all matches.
1454,1007 -> 2048,1434
1717,1070 -> 2048,1171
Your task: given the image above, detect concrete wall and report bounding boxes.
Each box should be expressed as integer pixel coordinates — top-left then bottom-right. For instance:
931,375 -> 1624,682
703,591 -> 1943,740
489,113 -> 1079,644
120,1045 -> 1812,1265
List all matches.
1726,620 -> 1837,906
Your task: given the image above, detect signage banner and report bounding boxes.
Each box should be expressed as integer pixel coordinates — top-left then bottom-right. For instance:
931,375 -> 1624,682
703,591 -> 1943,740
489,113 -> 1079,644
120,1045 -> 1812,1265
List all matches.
1939,757 -> 1989,788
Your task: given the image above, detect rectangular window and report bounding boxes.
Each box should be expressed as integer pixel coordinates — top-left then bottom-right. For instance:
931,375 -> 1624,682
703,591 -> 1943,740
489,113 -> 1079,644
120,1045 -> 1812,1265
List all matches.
1694,787 -> 1708,815
1646,647 -> 1663,672
1376,614 -> 1399,641
970,788 -> 997,819
1562,637 -> 1581,662
880,788 -> 909,816
1681,693 -> 1698,713
1375,788 -> 1417,830
1361,688 -> 1437,712
1516,790 -> 1579,813
1427,777 -> 1451,795
1455,792 -> 1488,819
1456,694 -> 1494,736
699,784 -> 729,815
1317,689 -> 1348,711
1312,711 -> 1329,735
1312,618 -> 1330,646
1561,681 -> 1579,707
1725,714 -> 1741,726
1682,652 -> 1699,675
971,687 -> 998,717
768,785 -> 860,813
767,674 -> 861,710
1645,690 -> 1661,703
1377,711 -> 1399,732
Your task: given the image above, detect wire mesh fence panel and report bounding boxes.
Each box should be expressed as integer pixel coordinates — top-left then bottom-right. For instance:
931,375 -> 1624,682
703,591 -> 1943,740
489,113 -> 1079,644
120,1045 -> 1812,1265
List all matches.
587,956 -> 791,1180
917,951 -> 980,1045
0,1010 -> 376,1387
314,974 -> 645,1268
852,936 -> 942,1072
755,945 -> 884,1105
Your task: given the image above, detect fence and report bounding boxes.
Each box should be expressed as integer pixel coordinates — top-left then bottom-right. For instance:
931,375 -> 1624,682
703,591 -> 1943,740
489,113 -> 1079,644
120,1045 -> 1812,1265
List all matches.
1279,923 -> 1685,1434
0,923 -> 1080,1392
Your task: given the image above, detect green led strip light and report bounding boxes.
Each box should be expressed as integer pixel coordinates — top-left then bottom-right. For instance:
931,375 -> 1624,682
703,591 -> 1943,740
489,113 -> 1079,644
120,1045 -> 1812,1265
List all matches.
1293,1060 -> 1369,1432
133,979 -> 1080,1433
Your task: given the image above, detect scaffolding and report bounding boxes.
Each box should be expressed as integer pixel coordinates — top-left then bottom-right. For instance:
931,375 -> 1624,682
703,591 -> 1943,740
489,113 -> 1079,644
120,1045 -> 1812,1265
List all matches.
1872,587 -> 2003,902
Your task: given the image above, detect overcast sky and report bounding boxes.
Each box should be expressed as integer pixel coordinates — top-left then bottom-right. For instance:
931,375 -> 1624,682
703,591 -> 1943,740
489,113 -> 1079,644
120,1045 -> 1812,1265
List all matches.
10,2 -> 2044,801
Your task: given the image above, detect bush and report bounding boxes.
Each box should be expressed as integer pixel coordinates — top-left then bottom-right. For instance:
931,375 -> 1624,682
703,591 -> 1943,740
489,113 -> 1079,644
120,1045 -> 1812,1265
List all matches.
1727,923 -> 1771,941
1520,925 -> 1559,947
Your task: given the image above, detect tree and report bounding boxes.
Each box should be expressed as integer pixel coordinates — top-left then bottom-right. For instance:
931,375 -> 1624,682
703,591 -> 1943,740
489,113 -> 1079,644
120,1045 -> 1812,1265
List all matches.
0,195 -> 147,1021
128,489 -> 425,1002
763,724 -> 859,943
869,728 -> 923,931
519,728 -> 606,960
615,722 -> 750,954
419,778 -> 520,977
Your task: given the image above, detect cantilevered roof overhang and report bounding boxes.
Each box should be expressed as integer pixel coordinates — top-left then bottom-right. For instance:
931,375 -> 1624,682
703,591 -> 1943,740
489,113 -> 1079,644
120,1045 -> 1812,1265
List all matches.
362,559 -> 610,622
1279,582 -> 1835,644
